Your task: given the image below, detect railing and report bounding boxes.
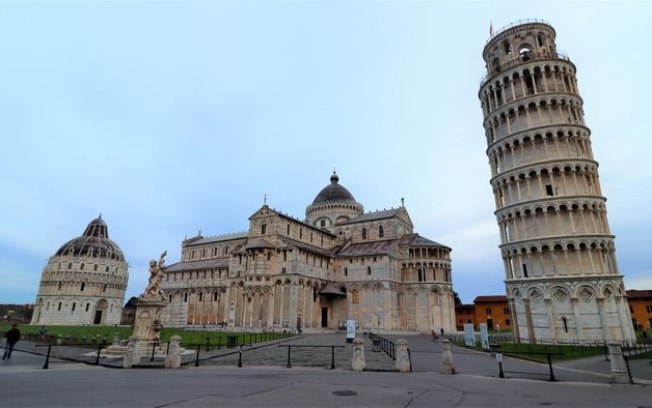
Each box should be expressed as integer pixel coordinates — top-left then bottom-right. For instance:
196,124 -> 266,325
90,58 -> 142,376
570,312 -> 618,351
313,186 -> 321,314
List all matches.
368,333 -> 395,360
485,19 -> 552,46
277,345 -> 345,369
33,342 -> 108,369
491,344 -> 563,382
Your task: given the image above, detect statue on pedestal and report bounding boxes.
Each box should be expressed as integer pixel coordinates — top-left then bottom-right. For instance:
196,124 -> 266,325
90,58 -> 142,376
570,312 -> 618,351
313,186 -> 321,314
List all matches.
143,251 -> 167,300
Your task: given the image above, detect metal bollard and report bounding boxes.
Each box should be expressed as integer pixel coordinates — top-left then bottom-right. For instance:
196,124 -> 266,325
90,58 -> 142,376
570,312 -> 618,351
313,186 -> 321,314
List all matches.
42,345 -> 52,369
95,343 -> 102,365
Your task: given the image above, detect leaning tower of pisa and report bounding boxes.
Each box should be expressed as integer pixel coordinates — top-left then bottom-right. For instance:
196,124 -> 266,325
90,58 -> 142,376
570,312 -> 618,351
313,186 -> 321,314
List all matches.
479,20 -> 635,344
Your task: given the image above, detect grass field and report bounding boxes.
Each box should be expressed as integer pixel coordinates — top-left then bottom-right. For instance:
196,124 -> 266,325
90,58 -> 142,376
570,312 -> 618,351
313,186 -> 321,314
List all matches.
0,323 -> 294,347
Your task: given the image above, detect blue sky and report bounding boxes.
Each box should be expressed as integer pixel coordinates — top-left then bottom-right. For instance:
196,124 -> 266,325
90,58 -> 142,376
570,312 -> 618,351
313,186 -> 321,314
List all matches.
1,1 -> 651,305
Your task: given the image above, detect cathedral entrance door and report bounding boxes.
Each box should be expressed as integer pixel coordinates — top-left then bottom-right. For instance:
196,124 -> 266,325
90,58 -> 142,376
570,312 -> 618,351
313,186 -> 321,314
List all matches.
321,307 -> 328,328
93,310 -> 103,325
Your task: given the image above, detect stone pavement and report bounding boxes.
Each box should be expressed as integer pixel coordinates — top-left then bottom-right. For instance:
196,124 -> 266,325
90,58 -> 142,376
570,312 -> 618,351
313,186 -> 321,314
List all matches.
1,351 -> 651,407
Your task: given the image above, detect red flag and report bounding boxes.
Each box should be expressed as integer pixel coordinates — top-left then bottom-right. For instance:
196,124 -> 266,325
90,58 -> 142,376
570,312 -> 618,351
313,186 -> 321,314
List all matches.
490,21 -> 494,36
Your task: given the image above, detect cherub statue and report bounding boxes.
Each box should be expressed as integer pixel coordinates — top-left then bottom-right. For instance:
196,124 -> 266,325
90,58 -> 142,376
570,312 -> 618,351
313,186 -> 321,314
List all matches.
144,251 -> 167,299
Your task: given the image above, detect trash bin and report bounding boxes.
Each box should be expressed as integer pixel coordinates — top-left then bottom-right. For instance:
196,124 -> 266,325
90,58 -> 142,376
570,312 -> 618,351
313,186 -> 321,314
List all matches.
226,335 -> 238,348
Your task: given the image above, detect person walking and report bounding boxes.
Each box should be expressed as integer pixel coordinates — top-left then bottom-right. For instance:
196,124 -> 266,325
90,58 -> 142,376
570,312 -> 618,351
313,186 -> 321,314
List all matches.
2,324 -> 21,360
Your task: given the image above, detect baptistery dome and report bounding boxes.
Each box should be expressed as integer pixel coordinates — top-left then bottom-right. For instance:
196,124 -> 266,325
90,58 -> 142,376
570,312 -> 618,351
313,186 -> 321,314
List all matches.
54,217 -> 125,261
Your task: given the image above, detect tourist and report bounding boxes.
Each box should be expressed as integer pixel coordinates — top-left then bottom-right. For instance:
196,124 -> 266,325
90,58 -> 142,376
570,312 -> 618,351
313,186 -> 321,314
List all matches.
39,325 -> 47,341
2,324 -> 21,360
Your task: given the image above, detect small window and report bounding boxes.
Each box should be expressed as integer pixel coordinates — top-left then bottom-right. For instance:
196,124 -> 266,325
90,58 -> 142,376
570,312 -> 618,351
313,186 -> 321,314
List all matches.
287,224 -> 290,235
199,293 -> 203,302
94,264 -> 98,271
68,263 -> 72,269
378,226 -> 384,238
80,282 -> 85,291
505,319 -> 511,325
320,219 -> 326,227
282,267 -> 286,274
214,292 -> 218,301
344,267 -> 348,276
546,184 -> 554,196
57,302 -> 62,311
85,303 -> 90,312
299,228 -> 303,239
80,263 -> 84,270
367,266 -> 371,275
184,293 -> 188,302
562,317 -> 568,333
362,228 -> 367,239
522,264 -> 528,277
103,284 -> 107,292
261,224 -> 267,234
71,302 -> 76,312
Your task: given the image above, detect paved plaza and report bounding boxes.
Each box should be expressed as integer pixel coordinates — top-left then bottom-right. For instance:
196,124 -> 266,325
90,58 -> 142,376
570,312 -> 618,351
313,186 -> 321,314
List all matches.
1,333 -> 651,407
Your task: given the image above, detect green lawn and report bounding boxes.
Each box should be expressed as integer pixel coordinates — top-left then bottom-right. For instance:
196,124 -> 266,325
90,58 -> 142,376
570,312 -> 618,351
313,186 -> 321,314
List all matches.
0,323 -> 294,348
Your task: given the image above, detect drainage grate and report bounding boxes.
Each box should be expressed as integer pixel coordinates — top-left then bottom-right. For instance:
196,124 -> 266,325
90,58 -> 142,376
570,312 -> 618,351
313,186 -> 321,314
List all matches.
332,390 -> 358,397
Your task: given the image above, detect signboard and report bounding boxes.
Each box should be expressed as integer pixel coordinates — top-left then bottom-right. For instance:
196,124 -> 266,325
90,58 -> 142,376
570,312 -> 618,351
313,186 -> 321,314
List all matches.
463,323 -> 475,347
346,319 -> 356,343
496,353 -> 503,362
480,323 -> 490,350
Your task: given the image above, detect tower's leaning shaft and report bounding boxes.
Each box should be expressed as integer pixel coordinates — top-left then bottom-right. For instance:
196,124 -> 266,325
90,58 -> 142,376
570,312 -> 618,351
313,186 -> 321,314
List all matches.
479,20 -> 635,344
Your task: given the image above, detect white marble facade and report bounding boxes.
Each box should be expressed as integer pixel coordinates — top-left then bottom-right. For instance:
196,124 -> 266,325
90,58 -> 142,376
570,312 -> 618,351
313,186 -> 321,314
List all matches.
31,217 -> 128,326
161,173 -> 455,333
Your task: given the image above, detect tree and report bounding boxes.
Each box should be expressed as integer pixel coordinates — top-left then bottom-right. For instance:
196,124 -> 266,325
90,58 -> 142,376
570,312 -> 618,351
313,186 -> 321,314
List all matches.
453,291 -> 462,306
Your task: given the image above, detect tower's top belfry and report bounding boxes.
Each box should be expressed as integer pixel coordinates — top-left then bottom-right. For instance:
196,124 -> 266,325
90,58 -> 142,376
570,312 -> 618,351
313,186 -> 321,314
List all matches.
481,20 -> 567,88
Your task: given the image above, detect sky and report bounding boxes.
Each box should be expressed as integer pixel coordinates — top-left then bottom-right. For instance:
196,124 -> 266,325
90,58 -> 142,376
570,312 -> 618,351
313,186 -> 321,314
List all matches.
1,1 -> 651,305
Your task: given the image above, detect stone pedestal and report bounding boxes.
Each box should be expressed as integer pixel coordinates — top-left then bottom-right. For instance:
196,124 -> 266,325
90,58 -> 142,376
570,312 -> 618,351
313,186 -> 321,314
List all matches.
395,339 -> 410,373
351,338 -> 365,372
129,296 -> 168,364
607,342 -> 630,384
440,339 -> 456,374
165,335 -> 182,368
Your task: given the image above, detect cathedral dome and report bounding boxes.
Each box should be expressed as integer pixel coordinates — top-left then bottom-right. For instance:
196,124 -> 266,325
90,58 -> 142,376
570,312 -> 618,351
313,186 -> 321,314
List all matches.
54,216 -> 125,261
311,172 -> 357,205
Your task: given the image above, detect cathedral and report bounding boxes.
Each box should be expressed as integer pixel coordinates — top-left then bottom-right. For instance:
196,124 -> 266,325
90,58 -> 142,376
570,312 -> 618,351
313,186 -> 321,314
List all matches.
161,172 -> 455,333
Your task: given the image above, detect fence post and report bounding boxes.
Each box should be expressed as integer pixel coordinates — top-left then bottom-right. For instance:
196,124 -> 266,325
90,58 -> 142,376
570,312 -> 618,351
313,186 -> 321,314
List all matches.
238,345 -> 243,368
42,345 -> 52,369
440,339 -> 456,375
165,335 -> 182,369
195,344 -> 201,367
546,353 -> 556,382
352,338 -> 365,372
395,339 -> 410,373
95,343 -> 102,365
330,346 -> 336,370
286,345 -> 292,368
607,342 -> 630,384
